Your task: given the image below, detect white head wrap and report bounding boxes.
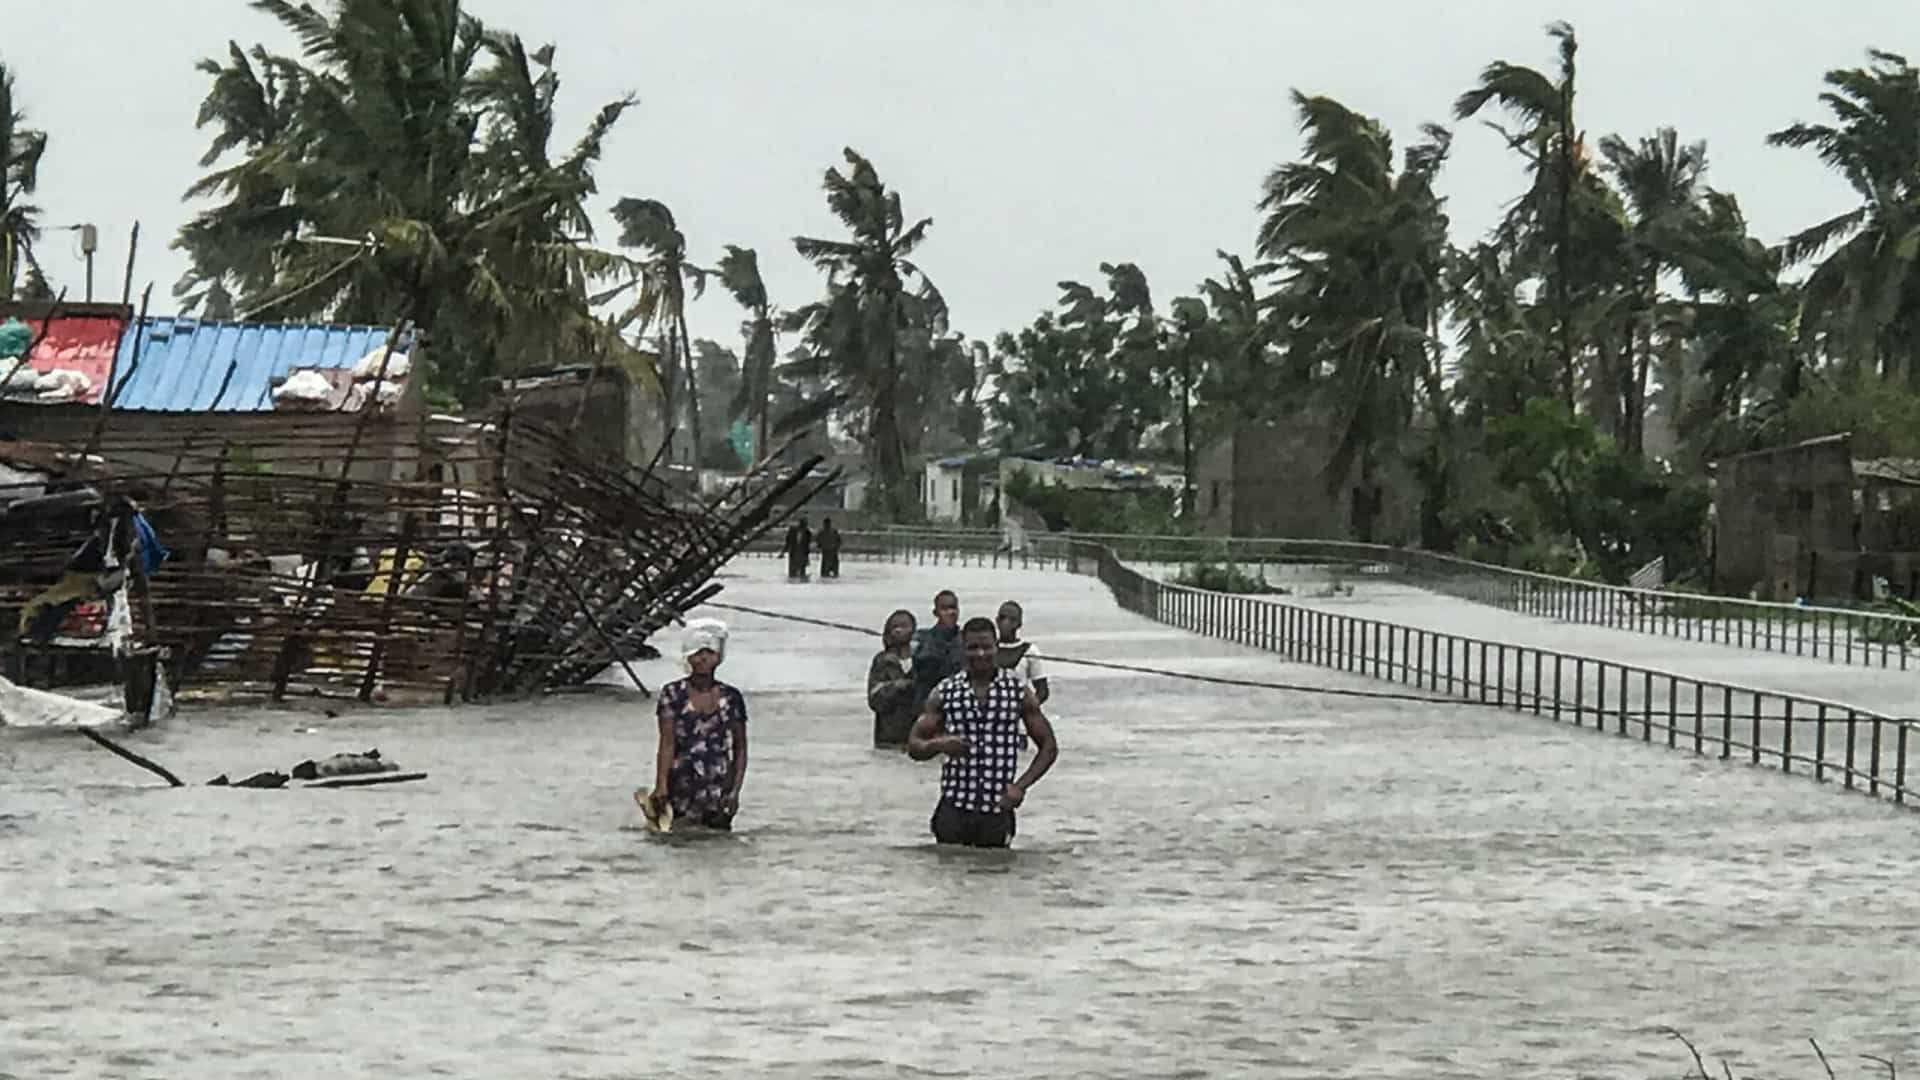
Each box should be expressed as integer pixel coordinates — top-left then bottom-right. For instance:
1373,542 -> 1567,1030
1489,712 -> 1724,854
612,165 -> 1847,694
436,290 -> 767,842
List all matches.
681,618 -> 729,665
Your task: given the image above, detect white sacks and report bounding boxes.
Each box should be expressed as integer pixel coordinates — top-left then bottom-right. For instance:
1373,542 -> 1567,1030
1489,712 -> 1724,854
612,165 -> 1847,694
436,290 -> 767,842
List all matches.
350,345 -> 411,383
271,369 -> 336,410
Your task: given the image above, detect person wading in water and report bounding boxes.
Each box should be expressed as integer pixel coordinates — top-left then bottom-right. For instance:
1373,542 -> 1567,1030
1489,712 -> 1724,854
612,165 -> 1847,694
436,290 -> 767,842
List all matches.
907,616 -> 1058,848
909,589 -> 965,715
868,609 -> 918,748
994,600 -> 1049,706
817,517 -> 843,578
643,619 -> 750,831
781,517 -> 813,579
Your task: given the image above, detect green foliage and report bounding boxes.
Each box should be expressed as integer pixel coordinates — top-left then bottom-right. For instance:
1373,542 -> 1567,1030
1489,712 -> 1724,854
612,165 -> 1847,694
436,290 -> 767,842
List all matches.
986,263 -> 1171,460
1778,370 -> 1920,458
784,148 -> 947,522
1171,561 -> 1286,595
1,61 -> 48,302
174,1 -> 648,405
1002,468 -> 1190,536
1478,397 -> 1710,583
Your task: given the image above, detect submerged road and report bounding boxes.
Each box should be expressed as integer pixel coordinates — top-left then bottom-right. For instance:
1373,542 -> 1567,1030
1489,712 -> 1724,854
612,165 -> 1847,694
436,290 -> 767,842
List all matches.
2,557 -> 1917,1079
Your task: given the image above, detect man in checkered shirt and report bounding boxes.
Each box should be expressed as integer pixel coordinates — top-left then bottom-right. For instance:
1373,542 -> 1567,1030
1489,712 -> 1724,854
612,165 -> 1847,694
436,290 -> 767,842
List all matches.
907,616 -> 1060,848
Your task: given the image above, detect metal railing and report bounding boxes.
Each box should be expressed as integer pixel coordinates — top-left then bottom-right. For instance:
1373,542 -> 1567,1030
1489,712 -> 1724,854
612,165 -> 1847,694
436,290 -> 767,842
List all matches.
1057,539 -> 1916,811
753,526 -> 1920,672
736,525 -> 1916,807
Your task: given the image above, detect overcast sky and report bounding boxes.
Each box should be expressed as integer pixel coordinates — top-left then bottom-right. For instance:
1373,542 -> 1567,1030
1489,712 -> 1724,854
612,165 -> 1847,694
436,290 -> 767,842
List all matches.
11,2 -> 1917,350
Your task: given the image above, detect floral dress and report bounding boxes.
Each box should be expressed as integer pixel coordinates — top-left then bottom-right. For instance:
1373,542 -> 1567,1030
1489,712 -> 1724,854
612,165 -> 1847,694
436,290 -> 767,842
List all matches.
659,678 -> 748,826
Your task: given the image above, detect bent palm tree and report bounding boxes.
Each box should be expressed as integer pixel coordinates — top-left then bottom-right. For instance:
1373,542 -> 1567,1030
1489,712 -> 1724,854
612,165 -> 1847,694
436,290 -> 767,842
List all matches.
1454,21 -> 1582,404
716,245 -> 777,462
1769,50 -> 1920,381
612,198 -> 708,466
1258,91 -> 1453,542
786,148 -> 946,521
174,0 -> 643,404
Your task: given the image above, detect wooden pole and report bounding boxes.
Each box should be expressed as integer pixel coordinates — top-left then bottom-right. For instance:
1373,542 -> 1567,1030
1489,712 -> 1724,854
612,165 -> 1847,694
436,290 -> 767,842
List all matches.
77,727 -> 184,788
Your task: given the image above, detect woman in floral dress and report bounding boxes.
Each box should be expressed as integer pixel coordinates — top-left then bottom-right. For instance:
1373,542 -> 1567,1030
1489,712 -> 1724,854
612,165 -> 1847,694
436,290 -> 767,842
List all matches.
644,619 -> 749,831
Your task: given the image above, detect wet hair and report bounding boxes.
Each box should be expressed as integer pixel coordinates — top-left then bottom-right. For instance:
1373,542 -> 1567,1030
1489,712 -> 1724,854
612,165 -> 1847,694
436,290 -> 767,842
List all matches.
883,608 -> 915,634
962,616 -> 997,638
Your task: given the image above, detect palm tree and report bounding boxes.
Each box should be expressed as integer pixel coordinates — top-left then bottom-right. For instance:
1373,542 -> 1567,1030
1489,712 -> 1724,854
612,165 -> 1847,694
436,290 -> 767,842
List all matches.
1454,21 -> 1582,405
1596,127 -> 1709,457
1257,92 -> 1452,542
611,198 -> 707,466
174,0 -> 643,404
1195,251 -> 1280,427
786,148 -> 946,522
1769,50 -> 1920,381
716,245 -> 777,462
0,61 -> 47,302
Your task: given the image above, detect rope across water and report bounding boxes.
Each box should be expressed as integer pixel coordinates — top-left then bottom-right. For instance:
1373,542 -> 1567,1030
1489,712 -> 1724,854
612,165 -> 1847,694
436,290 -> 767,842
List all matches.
703,600 -> 1509,711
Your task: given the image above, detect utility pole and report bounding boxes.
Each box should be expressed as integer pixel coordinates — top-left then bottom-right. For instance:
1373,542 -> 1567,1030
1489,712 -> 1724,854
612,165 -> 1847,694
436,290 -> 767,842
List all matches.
79,224 -> 98,302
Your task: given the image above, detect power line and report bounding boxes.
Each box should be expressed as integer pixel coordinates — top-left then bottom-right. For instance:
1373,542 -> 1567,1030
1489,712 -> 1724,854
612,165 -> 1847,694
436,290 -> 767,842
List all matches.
702,599 -> 1498,709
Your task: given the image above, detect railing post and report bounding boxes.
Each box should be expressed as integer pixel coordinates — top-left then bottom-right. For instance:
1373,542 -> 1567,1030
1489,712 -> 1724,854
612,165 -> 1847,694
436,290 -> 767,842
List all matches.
1897,723 -> 1909,804
1494,644 -> 1505,708
1642,671 -> 1654,741
1721,686 -> 1733,760
1528,651 -> 1540,714
1870,716 -> 1883,796
1782,700 -> 1794,774
1815,704 -> 1828,782
1692,684 -> 1703,754
1573,660 -> 1585,727
1665,675 -> 1676,748
1846,709 -> 1858,790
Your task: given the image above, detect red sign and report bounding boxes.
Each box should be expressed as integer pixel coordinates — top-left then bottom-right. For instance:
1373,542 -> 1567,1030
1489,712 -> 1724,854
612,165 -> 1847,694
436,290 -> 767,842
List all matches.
12,313 -> 127,405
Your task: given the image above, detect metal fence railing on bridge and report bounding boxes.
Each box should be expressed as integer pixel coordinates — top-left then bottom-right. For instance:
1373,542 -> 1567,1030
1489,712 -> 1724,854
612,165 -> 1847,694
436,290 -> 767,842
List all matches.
1053,539 -> 1914,811
747,526 -> 1920,674
741,527 -> 1914,809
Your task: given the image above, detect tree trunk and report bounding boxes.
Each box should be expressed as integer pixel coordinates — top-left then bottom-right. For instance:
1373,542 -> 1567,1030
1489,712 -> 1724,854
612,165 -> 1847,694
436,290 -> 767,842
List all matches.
1555,42 -> 1578,410
656,330 -> 680,458
1180,346 -> 1195,518
874,343 -> 908,522
1352,447 -> 1380,544
679,312 -> 702,472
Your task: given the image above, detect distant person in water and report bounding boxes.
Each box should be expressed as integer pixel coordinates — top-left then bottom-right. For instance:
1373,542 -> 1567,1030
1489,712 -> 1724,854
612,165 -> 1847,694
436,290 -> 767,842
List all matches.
817,517 -> 842,578
908,616 -> 1059,848
910,589 -> 965,714
867,608 -> 918,748
644,618 -> 749,831
781,517 -> 813,579
994,600 -> 1049,706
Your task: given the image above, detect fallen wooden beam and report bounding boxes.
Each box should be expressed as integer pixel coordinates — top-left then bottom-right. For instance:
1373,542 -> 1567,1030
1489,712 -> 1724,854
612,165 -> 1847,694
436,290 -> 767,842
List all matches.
77,726 -> 184,787
303,770 -> 428,789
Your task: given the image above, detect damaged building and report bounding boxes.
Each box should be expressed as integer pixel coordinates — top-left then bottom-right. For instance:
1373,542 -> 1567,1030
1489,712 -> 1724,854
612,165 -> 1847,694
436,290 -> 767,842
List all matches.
0,305 -> 828,725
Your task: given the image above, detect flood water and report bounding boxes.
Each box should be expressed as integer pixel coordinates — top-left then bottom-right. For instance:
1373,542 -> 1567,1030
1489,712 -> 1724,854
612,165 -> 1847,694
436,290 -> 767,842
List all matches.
4,556 -> 1918,1079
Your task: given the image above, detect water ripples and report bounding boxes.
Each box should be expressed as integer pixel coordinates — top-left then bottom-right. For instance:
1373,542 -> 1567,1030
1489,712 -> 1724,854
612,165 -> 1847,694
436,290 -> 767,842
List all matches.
4,559 -> 1918,1077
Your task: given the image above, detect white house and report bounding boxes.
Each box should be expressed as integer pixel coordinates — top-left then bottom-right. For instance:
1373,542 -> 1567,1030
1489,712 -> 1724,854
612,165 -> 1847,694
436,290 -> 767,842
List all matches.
923,456 -> 968,523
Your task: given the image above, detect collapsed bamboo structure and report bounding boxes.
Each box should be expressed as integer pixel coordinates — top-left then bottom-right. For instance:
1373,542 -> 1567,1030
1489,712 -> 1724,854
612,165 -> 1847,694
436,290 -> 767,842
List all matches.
1,403 -> 833,708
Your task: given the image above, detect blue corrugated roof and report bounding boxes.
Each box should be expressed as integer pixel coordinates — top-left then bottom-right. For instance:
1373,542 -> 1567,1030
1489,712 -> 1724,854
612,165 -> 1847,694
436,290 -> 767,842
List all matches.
109,318 -> 409,412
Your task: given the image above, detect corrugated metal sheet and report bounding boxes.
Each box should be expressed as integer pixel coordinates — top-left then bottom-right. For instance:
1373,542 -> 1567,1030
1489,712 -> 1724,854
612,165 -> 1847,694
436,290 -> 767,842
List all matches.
16,313 -> 129,405
109,318 -> 406,412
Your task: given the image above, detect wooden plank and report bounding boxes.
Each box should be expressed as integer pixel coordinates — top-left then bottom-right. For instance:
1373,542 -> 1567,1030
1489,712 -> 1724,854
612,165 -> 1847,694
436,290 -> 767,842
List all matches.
302,770 -> 429,789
